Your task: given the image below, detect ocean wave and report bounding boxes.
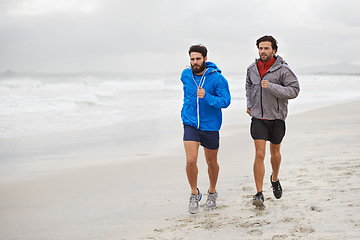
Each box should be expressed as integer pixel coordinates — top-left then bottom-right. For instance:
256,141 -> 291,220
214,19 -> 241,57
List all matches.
1,73 -> 359,139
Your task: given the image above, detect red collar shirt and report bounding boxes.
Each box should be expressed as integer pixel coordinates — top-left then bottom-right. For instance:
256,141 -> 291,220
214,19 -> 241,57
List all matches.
257,57 -> 276,79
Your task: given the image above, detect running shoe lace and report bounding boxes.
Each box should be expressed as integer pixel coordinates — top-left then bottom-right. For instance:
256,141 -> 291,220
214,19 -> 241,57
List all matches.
189,195 -> 199,207
207,193 -> 216,204
272,181 -> 281,191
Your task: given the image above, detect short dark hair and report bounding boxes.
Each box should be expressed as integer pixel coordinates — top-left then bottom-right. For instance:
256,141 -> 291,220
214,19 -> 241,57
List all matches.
188,44 -> 207,58
256,35 -> 278,53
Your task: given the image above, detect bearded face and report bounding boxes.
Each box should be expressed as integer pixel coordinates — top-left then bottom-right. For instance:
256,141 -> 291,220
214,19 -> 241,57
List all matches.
191,60 -> 206,74
258,41 -> 276,63
190,52 -> 207,75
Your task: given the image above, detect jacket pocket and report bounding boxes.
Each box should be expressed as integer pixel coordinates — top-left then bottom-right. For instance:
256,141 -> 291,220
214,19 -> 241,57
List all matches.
267,94 -> 279,113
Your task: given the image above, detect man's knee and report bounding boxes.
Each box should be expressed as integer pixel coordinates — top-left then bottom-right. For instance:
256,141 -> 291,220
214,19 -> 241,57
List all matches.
206,158 -> 218,168
186,156 -> 197,167
255,150 -> 265,160
270,147 -> 281,159
271,151 -> 281,160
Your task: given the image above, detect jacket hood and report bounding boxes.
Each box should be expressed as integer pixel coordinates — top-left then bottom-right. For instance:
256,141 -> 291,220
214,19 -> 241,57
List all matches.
183,61 -> 222,77
250,55 -> 288,72
205,61 -> 222,74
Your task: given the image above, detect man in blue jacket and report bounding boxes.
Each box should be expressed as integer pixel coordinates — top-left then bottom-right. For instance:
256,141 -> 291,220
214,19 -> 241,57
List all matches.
246,36 -> 300,207
181,44 -> 231,214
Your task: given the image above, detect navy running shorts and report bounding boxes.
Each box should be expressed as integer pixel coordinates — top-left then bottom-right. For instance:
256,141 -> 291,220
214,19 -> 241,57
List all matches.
250,117 -> 286,145
183,124 -> 219,150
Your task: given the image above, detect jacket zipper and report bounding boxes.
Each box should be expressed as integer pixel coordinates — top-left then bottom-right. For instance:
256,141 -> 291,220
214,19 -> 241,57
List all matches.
258,69 -> 265,118
196,77 -> 206,128
259,67 -> 273,118
257,58 -> 280,117
192,69 -> 208,129
260,86 -> 264,118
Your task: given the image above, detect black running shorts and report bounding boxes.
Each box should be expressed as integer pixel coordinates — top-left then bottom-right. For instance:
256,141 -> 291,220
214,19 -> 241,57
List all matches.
250,117 -> 286,145
183,124 -> 219,150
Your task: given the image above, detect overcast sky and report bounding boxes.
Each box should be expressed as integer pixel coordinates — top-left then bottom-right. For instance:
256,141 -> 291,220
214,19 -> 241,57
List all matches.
1,0 -> 359,74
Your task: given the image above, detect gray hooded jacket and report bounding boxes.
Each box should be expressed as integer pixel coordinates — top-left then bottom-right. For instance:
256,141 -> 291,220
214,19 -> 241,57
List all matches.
246,56 -> 300,121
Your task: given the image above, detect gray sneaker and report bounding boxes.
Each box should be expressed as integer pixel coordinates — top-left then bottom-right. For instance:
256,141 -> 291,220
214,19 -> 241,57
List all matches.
204,190 -> 218,210
253,192 -> 265,207
188,188 -> 202,214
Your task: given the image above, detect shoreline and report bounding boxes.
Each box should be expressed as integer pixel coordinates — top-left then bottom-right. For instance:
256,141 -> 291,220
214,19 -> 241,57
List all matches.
0,99 -> 360,239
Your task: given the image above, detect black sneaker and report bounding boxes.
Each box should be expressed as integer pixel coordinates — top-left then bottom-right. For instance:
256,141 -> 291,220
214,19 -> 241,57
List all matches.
253,192 -> 265,207
270,174 -> 282,199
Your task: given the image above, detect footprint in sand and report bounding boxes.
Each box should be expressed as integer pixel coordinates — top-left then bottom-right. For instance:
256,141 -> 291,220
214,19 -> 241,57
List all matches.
290,224 -> 315,236
248,228 -> 262,235
239,219 -> 270,228
281,217 -> 296,223
272,234 -> 289,239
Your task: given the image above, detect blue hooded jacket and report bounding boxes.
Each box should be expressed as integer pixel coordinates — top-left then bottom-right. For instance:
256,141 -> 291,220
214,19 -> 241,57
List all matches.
181,62 -> 231,131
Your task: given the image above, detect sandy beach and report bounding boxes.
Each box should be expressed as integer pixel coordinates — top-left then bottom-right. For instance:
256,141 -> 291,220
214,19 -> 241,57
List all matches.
1,100 -> 359,240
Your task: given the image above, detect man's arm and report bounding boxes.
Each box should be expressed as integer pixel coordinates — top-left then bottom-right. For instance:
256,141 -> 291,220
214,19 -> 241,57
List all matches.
245,69 -> 253,110
265,69 -> 300,99
201,76 -> 231,108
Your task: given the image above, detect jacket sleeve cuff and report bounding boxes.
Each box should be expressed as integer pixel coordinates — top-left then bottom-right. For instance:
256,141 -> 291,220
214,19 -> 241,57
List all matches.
247,100 -> 252,108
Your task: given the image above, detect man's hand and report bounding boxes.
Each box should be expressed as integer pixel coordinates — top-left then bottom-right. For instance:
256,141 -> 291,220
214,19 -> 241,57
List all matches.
197,87 -> 205,98
247,108 -> 252,116
261,80 -> 269,88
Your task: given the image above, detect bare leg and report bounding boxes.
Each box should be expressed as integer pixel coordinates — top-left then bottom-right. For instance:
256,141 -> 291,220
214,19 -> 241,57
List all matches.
204,147 -> 219,193
184,141 -> 200,194
270,143 -> 281,181
253,140 -> 266,192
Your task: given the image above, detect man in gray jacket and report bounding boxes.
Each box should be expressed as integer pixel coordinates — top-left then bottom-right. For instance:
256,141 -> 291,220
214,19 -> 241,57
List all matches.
245,35 -> 300,207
